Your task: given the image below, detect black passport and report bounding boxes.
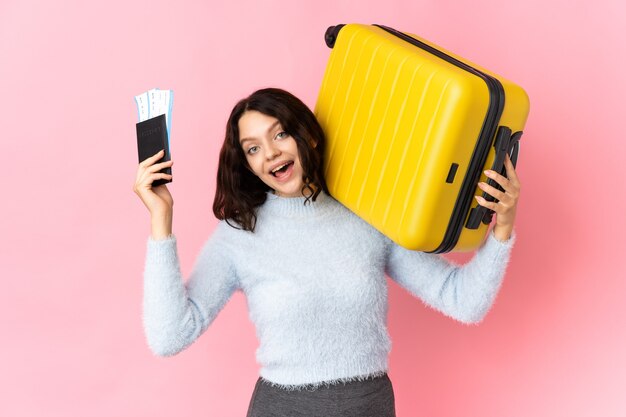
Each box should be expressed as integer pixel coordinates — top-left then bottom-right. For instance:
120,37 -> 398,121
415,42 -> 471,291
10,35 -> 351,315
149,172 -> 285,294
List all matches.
136,114 -> 172,187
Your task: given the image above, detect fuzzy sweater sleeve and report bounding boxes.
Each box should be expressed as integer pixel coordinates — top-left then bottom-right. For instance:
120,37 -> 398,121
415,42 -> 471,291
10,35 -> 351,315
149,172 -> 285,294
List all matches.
142,221 -> 239,356
384,228 -> 516,325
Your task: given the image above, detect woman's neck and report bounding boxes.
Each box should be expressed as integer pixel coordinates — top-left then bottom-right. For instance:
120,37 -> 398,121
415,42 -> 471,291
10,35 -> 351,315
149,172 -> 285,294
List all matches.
271,184 -> 319,199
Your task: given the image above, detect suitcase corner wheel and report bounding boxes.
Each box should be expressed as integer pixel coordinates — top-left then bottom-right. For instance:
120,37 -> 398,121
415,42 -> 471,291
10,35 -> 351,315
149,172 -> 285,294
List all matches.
324,25 -> 345,48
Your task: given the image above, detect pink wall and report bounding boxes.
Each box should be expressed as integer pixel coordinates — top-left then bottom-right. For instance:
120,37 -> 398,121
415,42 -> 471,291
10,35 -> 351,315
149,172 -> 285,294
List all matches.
1,0 -> 624,416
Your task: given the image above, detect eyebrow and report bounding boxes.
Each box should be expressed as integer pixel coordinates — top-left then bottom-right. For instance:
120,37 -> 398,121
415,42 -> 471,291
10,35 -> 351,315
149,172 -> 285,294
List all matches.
240,120 -> 281,145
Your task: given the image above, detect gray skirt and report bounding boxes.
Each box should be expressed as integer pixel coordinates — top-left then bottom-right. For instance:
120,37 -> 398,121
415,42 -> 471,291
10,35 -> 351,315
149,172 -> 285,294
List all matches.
246,373 -> 396,417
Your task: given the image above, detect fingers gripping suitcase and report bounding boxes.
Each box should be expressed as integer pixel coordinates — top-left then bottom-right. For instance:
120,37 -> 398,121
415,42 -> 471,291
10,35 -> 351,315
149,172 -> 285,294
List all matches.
314,23 -> 530,253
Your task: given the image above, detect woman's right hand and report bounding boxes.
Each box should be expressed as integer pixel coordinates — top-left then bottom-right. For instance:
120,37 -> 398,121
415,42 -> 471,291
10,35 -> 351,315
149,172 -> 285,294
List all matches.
133,149 -> 174,216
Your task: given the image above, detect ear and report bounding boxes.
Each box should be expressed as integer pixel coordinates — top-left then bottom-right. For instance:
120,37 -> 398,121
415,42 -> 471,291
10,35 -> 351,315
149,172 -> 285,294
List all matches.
310,139 -> 318,149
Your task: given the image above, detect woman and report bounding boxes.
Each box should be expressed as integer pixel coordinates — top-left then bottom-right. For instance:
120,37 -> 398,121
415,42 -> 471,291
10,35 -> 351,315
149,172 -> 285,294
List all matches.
133,88 -> 520,416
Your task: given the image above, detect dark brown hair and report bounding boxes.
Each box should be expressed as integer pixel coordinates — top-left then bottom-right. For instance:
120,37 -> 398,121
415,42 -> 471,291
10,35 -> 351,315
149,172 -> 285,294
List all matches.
213,87 -> 329,232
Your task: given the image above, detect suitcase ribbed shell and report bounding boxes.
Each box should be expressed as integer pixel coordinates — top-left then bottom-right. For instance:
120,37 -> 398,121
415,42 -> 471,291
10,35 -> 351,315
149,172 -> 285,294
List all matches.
315,24 -> 529,252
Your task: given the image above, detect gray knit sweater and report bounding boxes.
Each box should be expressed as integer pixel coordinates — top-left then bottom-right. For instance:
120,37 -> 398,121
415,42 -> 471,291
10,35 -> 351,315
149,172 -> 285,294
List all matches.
143,190 -> 516,390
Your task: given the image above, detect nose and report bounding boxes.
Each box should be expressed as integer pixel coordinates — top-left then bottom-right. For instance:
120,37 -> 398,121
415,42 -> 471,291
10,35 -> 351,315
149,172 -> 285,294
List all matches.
264,142 -> 280,160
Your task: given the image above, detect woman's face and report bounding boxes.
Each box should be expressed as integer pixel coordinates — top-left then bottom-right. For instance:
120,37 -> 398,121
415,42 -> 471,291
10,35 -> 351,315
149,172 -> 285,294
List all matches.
238,110 -> 305,198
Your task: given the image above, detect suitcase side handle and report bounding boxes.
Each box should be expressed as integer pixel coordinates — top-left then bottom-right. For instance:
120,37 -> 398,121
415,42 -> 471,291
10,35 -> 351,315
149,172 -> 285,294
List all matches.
465,126 -> 522,229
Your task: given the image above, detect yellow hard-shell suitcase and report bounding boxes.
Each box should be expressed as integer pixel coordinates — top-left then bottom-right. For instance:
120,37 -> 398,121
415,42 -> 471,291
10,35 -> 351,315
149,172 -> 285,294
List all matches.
314,23 -> 530,253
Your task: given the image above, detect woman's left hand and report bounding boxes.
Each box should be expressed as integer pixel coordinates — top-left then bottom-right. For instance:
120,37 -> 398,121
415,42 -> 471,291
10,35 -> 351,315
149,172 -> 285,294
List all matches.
475,153 -> 521,242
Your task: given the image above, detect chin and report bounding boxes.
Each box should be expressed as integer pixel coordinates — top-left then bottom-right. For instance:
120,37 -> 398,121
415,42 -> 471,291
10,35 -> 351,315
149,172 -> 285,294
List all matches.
272,182 -> 305,198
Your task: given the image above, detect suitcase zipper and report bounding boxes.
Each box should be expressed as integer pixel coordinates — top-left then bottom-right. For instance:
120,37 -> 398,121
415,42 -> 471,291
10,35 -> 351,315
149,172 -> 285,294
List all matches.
371,24 -> 506,253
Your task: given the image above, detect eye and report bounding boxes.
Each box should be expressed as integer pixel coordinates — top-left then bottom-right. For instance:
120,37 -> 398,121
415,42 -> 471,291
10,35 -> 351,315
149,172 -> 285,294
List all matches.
275,131 -> 289,140
247,146 -> 259,155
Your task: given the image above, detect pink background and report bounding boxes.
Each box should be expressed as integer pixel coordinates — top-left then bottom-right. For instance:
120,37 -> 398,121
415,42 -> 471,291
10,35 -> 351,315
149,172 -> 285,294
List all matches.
1,0 -> 624,416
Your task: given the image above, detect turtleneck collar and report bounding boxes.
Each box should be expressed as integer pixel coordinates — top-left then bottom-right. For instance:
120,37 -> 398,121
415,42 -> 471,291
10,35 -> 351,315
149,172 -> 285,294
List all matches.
261,190 -> 337,218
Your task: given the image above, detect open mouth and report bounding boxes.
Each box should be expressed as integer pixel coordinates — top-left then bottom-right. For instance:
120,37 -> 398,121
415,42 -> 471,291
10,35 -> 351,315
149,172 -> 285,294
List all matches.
270,161 -> 294,178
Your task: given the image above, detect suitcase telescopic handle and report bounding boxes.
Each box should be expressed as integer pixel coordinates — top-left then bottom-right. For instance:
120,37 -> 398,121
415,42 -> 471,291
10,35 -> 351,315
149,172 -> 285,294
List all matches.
465,126 -> 522,230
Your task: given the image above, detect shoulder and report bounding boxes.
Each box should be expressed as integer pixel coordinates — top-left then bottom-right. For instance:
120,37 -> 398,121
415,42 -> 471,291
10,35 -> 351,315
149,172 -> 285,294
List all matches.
213,218 -> 251,239
327,198 -> 391,247
205,219 -> 250,252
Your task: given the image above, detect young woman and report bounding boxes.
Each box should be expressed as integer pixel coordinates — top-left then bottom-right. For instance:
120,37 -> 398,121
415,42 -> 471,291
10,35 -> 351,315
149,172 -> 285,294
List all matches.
133,88 -> 520,417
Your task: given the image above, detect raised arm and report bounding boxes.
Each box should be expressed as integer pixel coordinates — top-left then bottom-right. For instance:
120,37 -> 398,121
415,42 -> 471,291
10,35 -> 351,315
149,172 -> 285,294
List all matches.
142,221 -> 239,356
386,152 -> 522,324
384,228 -> 516,324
